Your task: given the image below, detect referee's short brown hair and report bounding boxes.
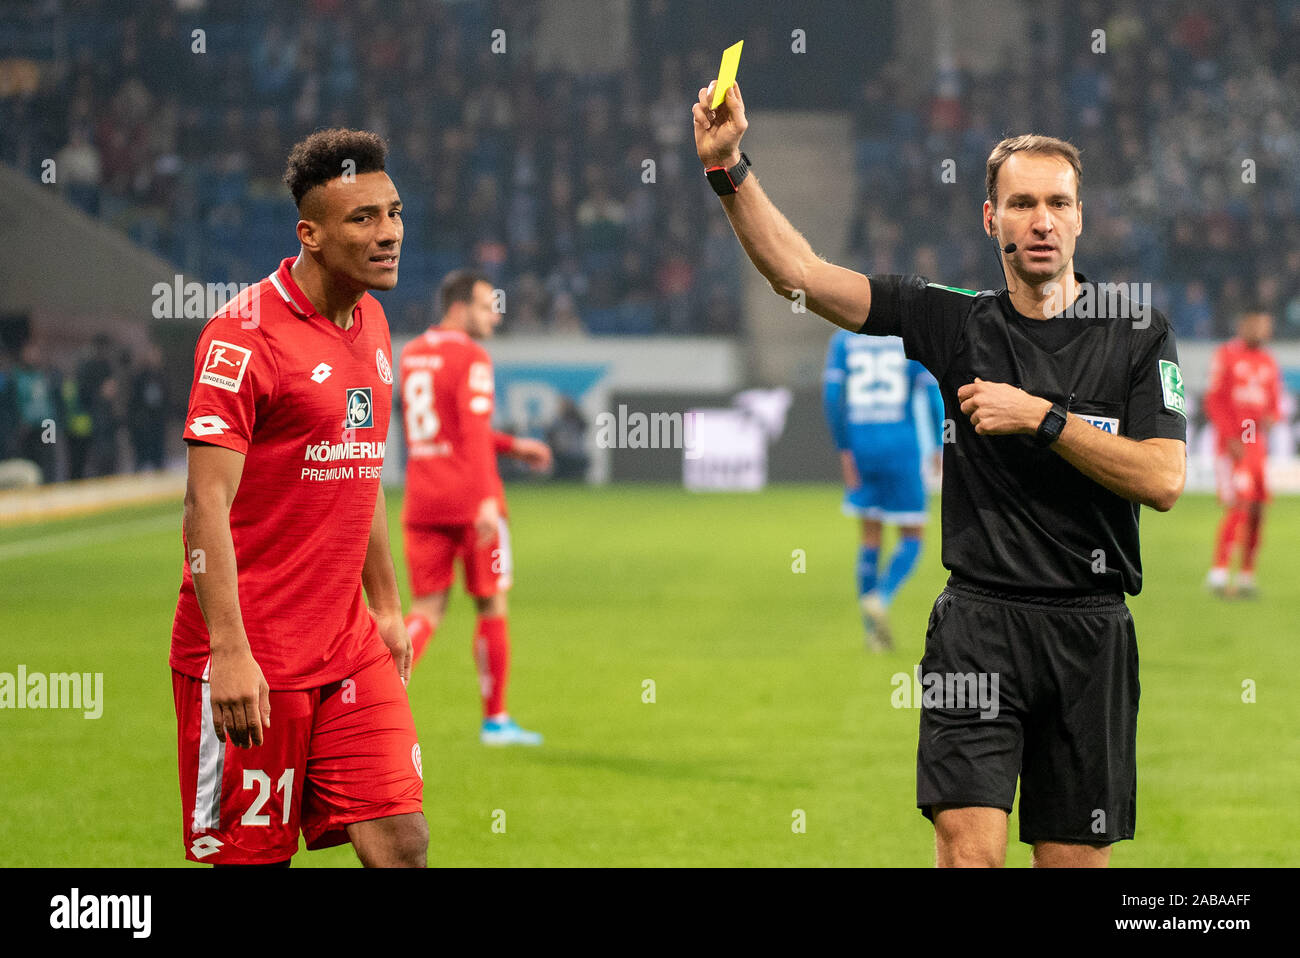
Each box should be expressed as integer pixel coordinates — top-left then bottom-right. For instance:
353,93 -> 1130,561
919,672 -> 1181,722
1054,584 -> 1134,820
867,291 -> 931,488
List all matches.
985,135 -> 1082,206
438,269 -> 494,318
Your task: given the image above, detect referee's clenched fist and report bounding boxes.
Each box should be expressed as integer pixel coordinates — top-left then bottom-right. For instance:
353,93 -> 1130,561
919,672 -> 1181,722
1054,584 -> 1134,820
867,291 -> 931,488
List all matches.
957,378 -> 1052,436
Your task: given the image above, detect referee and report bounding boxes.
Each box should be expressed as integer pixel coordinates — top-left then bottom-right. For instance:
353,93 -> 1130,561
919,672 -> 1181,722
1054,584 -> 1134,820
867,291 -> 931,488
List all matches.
693,81 -> 1187,867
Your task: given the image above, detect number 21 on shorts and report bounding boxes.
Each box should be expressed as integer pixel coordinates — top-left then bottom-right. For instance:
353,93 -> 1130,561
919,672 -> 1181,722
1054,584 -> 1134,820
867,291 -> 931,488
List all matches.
240,768 -> 296,826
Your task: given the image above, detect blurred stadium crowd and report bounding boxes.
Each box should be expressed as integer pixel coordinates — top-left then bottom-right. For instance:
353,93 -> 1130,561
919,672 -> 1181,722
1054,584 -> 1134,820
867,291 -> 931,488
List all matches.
0,332 -> 168,482
3,0 -> 1297,340
847,0 -> 1300,339
1,0 -> 744,336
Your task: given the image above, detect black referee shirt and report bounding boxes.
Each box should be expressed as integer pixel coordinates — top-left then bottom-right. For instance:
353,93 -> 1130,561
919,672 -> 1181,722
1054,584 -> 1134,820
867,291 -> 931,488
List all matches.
862,273 -> 1187,596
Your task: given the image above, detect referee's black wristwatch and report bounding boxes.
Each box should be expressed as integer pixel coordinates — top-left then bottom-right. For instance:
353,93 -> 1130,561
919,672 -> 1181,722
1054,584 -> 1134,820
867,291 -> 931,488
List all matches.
1035,402 -> 1068,447
706,152 -> 752,195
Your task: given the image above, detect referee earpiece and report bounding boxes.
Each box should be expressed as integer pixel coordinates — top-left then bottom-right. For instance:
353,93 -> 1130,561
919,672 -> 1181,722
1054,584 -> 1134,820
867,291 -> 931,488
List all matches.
987,215 -> 1017,255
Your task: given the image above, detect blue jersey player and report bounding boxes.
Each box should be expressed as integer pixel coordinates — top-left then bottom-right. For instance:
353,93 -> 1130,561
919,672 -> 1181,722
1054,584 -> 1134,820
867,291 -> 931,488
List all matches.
823,330 -> 944,650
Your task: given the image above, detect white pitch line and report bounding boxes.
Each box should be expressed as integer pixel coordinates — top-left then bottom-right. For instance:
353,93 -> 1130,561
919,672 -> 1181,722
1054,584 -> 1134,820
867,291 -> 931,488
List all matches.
0,514 -> 177,563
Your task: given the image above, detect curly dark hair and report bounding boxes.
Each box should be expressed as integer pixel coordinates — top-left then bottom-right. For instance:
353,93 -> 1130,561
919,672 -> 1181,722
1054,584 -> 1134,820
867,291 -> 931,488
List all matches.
283,128 -> 388,209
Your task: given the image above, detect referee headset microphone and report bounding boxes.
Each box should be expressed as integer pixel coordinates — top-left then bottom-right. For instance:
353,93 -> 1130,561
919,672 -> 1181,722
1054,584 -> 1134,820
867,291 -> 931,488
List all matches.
986,213 -> 1018,287
986,214 -> 1034,393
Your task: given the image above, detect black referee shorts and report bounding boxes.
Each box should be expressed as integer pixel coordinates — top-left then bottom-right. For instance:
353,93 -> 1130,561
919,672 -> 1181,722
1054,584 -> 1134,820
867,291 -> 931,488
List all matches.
916,577 -> 1139,845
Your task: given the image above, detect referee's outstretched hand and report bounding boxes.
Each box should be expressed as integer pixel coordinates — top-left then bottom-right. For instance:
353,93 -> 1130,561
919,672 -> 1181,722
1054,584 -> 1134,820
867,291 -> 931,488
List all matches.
693,80 -> 747,169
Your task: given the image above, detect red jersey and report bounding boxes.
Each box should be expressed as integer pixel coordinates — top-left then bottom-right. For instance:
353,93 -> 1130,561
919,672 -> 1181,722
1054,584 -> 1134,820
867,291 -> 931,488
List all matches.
171,257 -> 395,690
399,328 -> 508,527
1204,339 -> 1282,456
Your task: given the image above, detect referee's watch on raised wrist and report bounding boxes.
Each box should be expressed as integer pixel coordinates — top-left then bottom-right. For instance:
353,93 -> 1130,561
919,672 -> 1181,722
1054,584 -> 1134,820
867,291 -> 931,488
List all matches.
1035,402 -> 1068,447
706,151 -> 751,195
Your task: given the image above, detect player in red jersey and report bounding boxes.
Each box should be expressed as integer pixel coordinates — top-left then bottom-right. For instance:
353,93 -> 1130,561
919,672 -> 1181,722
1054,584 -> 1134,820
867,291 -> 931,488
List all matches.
1204,308 -> 1283,597
400,269 -> 552,746
172,129 -> 426,866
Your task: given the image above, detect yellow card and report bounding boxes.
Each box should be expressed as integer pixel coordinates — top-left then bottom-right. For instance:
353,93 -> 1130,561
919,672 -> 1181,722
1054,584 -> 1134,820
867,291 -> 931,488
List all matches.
711,40 -> 743,109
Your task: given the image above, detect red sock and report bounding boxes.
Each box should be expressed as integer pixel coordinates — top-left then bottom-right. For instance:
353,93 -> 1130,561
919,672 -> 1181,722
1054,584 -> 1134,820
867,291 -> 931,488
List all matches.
405,612 -> 434,665
1241,507 -> 1263,573
1213,507 -> 1246,569
472,616 -> 510,718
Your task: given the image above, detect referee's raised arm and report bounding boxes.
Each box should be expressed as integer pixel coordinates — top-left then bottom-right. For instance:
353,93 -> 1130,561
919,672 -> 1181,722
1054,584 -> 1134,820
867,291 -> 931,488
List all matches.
693,81 -> 881,334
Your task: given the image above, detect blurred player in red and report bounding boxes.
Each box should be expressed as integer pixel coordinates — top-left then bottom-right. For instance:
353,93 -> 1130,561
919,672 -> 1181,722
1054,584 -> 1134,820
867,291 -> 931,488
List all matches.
172,129 -> 426,866
1204,308 -> 1282,597
400,270 -> 552,745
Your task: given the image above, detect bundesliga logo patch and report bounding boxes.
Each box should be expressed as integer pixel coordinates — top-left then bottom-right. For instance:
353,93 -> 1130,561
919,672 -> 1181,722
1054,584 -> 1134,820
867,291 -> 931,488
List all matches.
345,387 -> 374,428
1159,360 -> 1186,417
198,341 -> 251,392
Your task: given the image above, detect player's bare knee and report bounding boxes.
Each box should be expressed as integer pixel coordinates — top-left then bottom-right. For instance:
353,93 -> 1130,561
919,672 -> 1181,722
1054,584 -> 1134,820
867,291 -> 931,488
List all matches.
933,807 -> 1005,867
935,831 -> 1004,868
411,592 -> 448,629
355,814 -> 428,868
937,838 -> 1005,867
938,846 -> 1004,868
394,814 -> 429,867
1032,841 -> 1110,868
475,592 -> 507,617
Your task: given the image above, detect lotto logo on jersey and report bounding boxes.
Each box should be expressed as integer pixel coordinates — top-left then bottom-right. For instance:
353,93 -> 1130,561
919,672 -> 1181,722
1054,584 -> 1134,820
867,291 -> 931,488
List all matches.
188,415 -> 230,437
198,340 -> 252,392
345,387 -> 374,428
190,834 -> 224,859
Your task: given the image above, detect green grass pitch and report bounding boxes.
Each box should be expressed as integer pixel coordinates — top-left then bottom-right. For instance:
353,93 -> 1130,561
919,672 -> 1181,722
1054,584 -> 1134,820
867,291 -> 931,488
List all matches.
1,485 -> 1296,866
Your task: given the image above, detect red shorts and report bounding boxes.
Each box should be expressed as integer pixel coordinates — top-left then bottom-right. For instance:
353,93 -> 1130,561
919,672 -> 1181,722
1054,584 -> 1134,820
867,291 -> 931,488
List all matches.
173,650 -> 424,864
1216,452 -> 1269,506
404,518 -> 513,598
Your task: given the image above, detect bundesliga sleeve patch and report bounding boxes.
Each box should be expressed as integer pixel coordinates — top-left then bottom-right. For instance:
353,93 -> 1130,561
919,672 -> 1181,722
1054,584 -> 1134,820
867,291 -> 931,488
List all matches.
198,340 -> 252,393
1158,360 -> 1186,417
